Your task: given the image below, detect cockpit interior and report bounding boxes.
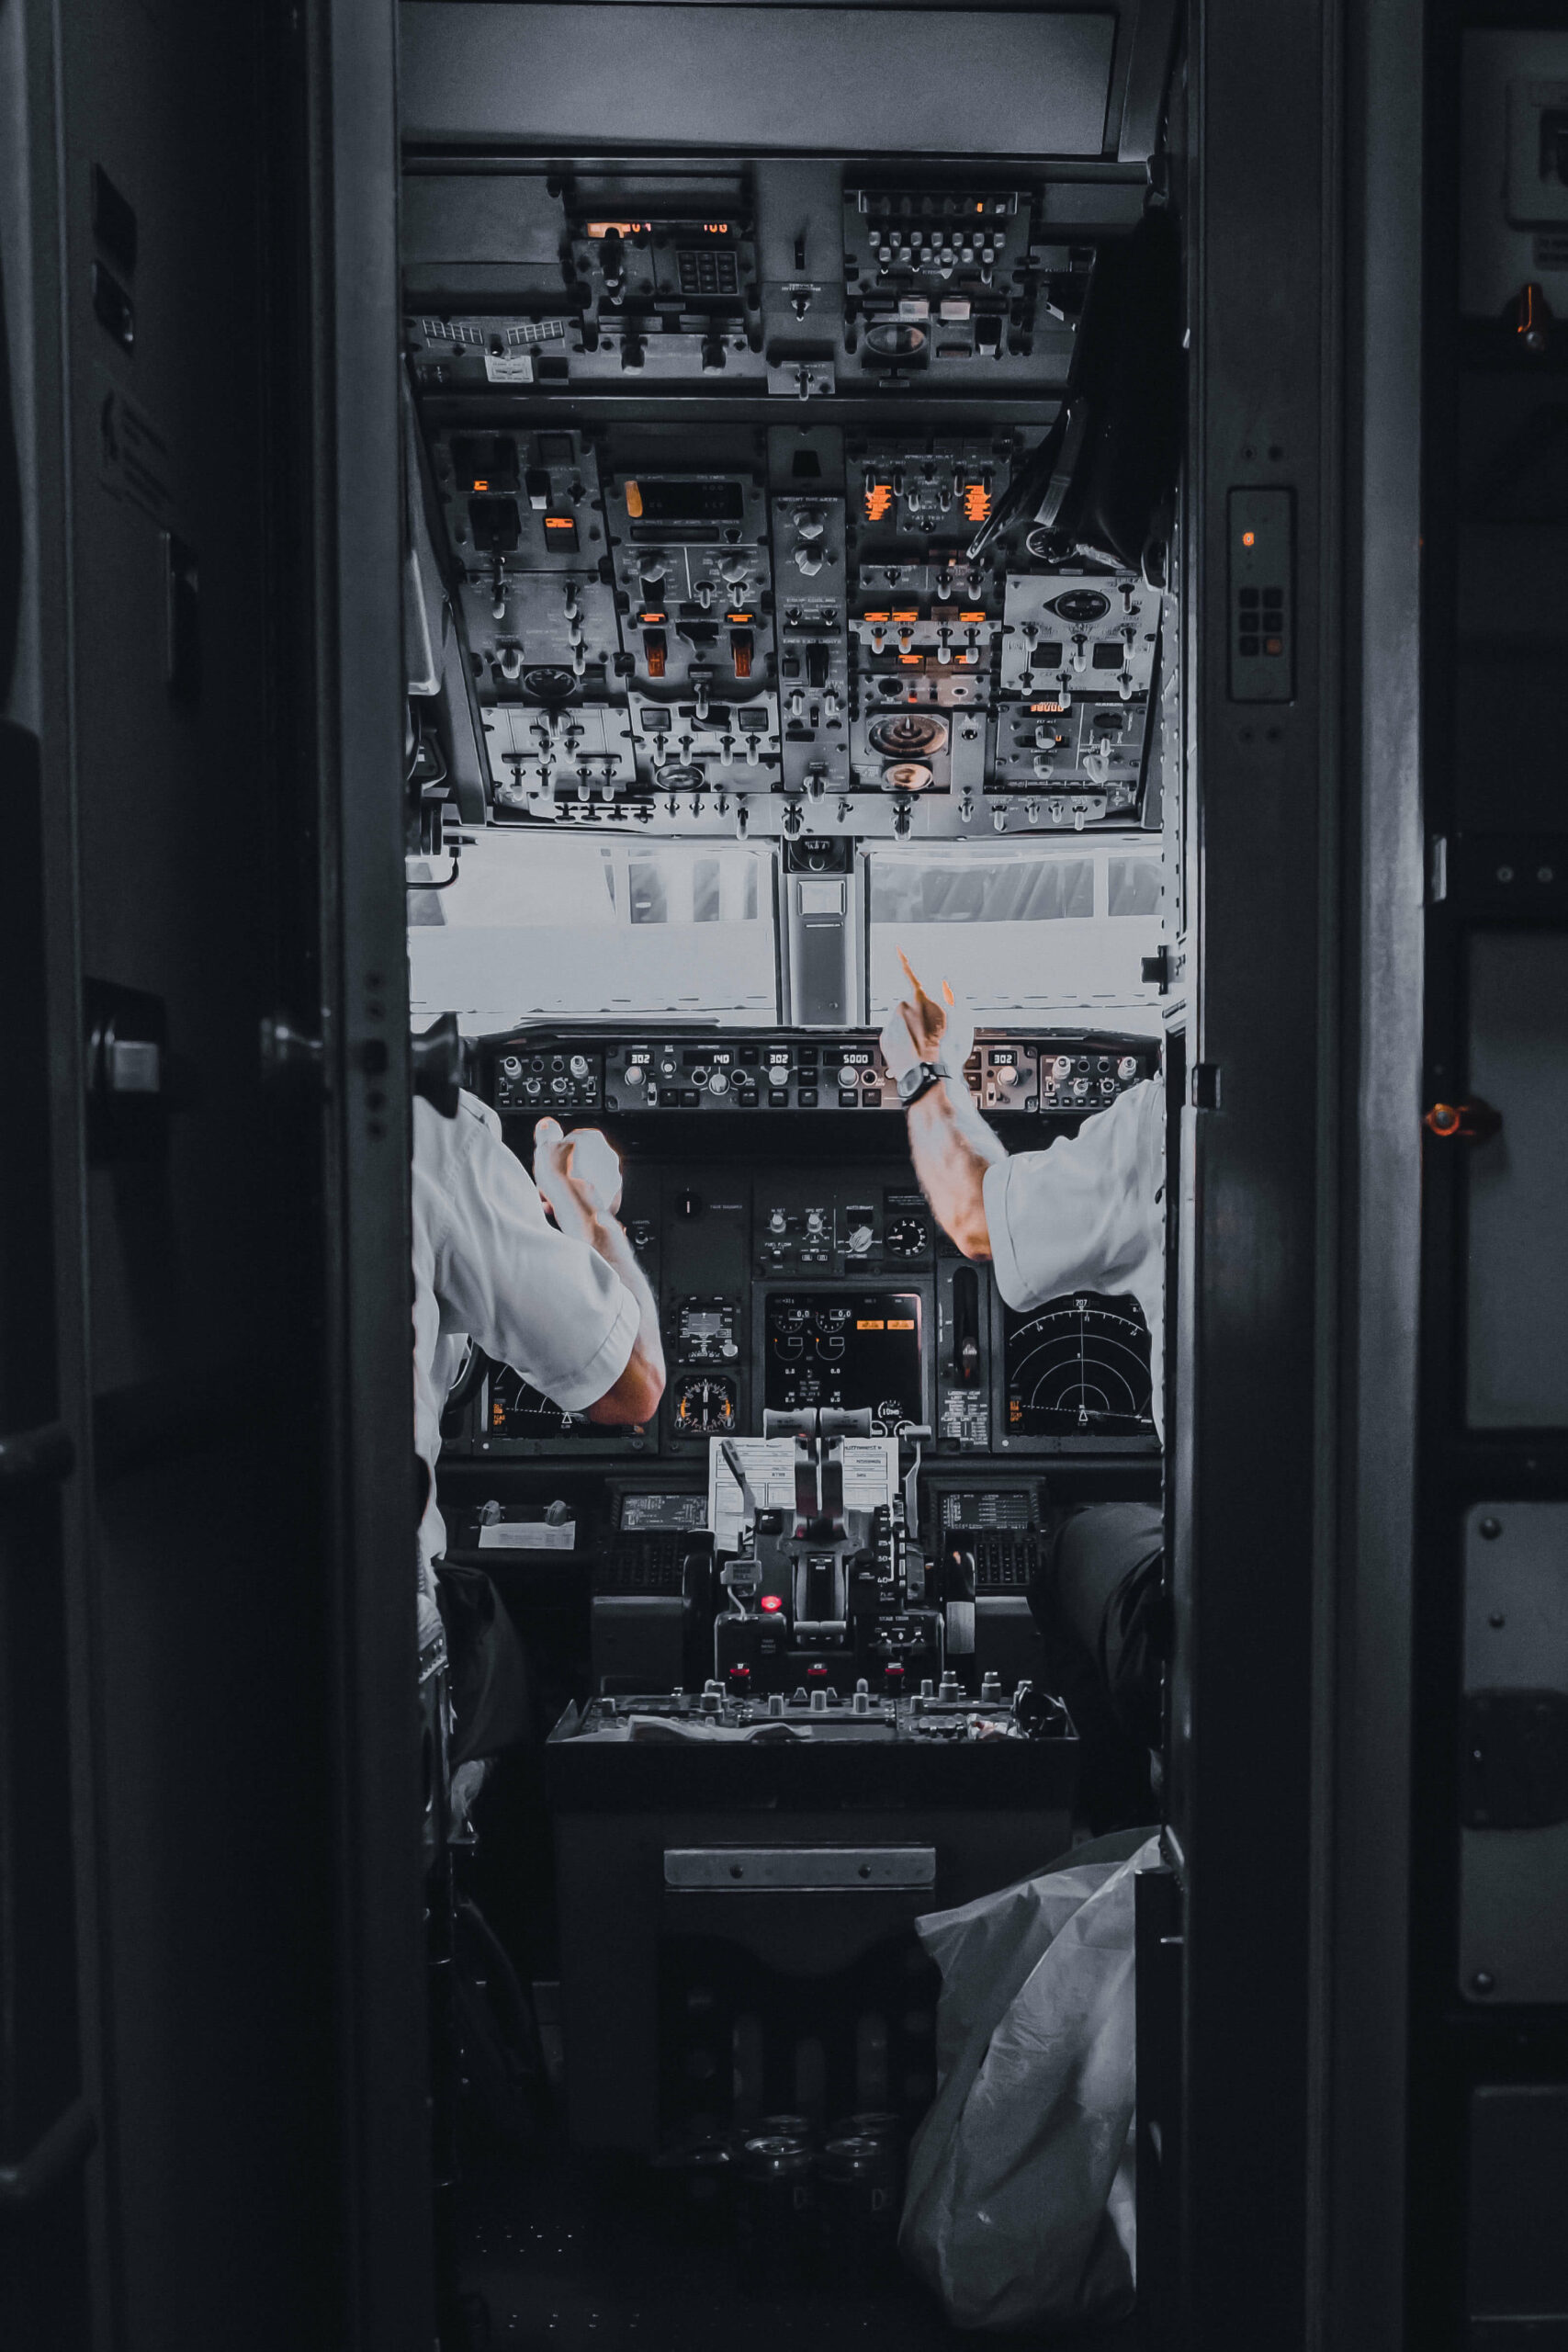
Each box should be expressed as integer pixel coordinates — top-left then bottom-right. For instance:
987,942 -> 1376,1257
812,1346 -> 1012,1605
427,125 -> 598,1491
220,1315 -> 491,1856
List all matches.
399,10 -> 1181,2337
10,3 -> 1566,2349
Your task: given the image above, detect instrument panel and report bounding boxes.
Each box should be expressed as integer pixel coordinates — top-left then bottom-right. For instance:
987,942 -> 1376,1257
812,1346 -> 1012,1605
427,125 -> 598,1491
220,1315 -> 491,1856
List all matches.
438,1028 -> 1161,1465
492,1028 -> 1156,1116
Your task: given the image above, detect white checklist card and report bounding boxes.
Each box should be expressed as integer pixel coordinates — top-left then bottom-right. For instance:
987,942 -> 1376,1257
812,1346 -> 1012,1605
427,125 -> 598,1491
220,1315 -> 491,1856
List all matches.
706,1436 -> 898,1552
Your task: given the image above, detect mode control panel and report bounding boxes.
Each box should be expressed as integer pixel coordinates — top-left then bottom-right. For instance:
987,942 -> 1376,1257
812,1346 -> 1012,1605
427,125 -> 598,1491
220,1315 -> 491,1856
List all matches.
495,1047 -> 604,1112
513,1030 -> 1160,1114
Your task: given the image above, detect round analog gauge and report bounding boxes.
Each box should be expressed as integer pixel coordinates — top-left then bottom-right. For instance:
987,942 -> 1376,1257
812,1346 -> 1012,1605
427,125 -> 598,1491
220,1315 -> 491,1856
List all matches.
814,1303 -> 853,1334
775,1301 -> 811,1333
523,666 -> 577,702
884,1215 -> 930,1258
874,1397 -> 909,1434
864,322 -> 928,358
816,1336 -> 847,1362
1005,1294 -> 1153,1433
1048,588 -> 1112,624
673,1376 -> 737,1434
867,712 -> 948,759
772,1334 -> 805,1361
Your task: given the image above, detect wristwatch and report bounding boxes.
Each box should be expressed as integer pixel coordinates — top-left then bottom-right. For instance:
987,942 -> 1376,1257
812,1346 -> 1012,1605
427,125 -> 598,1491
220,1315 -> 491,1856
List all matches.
897,1059 -> 952,1109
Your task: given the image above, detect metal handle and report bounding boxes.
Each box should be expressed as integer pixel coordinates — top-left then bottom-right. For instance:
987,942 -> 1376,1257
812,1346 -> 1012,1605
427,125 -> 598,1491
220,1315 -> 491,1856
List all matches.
0,2098 -> 96,2211
1424,1097 -> 1501,1143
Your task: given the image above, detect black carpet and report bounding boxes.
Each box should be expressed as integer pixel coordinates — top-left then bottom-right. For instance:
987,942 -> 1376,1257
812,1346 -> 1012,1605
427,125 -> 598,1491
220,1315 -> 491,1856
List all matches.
456,2139 -> 1149,2351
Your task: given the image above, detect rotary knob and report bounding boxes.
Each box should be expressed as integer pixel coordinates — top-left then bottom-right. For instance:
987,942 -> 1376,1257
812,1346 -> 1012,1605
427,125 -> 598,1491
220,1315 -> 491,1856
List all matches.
502,1056 -> 522,1076
708,1070 -> 730,1095
569,1053 -> 590,1080
768,1208 -> 787,1234
838,1063 -> 859,1089
623,1063 -> 644,1088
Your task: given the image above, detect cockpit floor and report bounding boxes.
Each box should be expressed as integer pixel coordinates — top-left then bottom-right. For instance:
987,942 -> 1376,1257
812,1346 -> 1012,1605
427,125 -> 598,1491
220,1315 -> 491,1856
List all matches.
457,2140 -> 1148,2349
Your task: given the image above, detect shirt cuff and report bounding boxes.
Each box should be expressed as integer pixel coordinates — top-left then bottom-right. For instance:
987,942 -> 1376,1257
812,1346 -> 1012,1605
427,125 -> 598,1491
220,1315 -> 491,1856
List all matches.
982,1156 -> 1031,1310
546,1283 -> 640,1415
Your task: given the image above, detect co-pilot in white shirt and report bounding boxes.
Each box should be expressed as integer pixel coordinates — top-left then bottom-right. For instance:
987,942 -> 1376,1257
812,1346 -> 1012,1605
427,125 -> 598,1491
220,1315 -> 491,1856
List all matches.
981,1078 -> 1167,1442
412,1091 -> 638,1593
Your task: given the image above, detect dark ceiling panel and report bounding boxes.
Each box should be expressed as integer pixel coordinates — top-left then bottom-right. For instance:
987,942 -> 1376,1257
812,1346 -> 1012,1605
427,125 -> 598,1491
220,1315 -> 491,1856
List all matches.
399,3 -> 1117,156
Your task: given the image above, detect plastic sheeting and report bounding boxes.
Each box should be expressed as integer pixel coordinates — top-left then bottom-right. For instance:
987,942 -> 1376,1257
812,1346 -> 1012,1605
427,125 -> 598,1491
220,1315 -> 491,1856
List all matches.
900,1834 -> 1160,2334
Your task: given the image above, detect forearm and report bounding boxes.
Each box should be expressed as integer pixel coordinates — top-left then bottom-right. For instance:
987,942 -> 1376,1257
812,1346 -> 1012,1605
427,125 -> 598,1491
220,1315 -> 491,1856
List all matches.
906,1078 -> 1006,1260
582,1215 -> 666,1421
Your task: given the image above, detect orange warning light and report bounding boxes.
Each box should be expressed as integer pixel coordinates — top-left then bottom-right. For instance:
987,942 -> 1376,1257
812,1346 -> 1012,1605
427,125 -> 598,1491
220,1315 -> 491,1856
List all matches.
897,654 -> 923,666
726,610 -> 753,624
472,478 -> 490,492
959,609 -> 987,624
625,480 -> 644,518
864,483 -> 893,522
544,515 -> 575,530
637,609 -> 666,624
963,483 -> 991,524
1242,530 -> 1255,547
862,610 -> 891,624
890,606 -> 919,622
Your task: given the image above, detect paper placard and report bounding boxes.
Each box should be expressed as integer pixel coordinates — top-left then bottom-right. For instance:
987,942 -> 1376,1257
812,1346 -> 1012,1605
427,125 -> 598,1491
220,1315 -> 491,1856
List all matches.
706,1436 -> 897,1553
478,1519 -> 576,1550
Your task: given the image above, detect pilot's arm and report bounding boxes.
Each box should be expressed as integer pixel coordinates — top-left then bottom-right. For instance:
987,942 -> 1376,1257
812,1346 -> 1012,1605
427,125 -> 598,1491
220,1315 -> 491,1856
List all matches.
422,1094 -> 664,1427
883,958 -> 1163,1308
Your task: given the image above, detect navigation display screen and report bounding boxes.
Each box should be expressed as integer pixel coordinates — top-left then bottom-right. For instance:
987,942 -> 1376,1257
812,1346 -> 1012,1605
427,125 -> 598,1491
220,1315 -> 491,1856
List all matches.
1002,1291 -> 1153,1437
763,1292 -> 923,1435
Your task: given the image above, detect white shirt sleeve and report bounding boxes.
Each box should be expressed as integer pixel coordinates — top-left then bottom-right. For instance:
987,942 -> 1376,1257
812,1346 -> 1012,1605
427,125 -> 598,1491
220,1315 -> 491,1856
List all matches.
420,1096 -> 638,1414
981,1079 -> 1165,1312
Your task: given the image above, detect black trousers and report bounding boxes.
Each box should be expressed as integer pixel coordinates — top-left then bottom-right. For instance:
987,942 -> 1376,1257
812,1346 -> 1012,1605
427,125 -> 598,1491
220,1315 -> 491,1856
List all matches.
1027,1500 -> 1165,1829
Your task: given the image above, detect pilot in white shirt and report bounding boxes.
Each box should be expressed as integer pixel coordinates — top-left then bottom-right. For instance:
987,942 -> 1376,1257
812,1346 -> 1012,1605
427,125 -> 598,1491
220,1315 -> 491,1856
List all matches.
412,1092 -> 665,1754
882,959 -> 1165,1825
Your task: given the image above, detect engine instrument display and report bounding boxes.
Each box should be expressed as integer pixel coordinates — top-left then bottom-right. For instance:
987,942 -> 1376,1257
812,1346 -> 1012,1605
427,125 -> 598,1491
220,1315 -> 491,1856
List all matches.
764,1292 -> 924,1434
1003,1292 -> 1154,1436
